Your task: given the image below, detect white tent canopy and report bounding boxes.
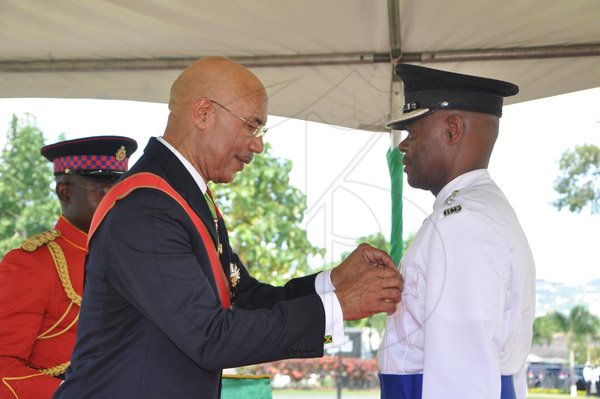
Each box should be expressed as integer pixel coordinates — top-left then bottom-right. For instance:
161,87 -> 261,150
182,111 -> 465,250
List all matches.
1,0 -> 600,131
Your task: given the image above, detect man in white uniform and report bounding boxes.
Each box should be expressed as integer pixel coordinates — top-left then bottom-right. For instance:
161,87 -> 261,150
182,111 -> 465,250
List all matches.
378,64 -> 536,399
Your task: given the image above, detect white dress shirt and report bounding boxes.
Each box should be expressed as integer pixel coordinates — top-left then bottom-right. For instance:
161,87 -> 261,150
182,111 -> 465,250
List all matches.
156,136 -> 344,349
379,169 -> 536,399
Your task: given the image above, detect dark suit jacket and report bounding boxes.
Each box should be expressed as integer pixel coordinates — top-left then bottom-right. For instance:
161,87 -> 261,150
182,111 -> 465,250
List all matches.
53,138 -> 326,399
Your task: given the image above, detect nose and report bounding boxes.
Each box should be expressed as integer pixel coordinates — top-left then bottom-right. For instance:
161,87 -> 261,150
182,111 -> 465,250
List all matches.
250,135 -> 264,154
398,136 -> 409,153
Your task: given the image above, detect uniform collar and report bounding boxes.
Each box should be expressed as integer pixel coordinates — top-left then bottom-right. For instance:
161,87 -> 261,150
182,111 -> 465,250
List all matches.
433,169 -> 490,209
55,215 -> 88,251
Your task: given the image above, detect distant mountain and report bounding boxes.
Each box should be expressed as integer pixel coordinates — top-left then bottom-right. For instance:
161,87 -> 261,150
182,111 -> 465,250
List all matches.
536,279 -> 600,317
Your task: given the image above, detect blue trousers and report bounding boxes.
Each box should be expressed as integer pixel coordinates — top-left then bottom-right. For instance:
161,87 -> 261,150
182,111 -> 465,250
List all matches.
379,373 -> 515,399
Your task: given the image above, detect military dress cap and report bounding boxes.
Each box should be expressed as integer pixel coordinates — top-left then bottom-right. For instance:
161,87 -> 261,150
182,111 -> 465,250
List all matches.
387,64 -> 519,130
40,135 -> 137,181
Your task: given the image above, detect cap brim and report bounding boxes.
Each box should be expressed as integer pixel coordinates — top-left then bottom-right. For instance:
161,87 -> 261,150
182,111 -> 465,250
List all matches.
386,108 -> 431,130
78,171 -> 124,182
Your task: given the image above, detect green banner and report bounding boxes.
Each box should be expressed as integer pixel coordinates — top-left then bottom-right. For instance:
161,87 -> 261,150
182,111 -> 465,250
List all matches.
387,146 -> 404,264
221,374 -> 272,399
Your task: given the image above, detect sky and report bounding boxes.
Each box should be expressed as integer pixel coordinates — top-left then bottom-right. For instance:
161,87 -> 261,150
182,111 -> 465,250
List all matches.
0,87 -> 598,285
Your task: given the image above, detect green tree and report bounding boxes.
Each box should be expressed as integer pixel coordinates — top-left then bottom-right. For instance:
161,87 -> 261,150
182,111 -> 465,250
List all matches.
0,114 -> 60,254
213,143 -> 323,286
552,144 -> 600,214
532,313 -> 562,346
540,306 -> 600,389
552,306 -> 599,363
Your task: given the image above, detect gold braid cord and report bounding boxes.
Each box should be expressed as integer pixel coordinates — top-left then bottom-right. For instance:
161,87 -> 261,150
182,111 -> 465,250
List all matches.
46,241 -> 82,306
21,229 -> 81,306
20,230 -> 80,377
38,361 -> 70,377
21,230 -> 61,252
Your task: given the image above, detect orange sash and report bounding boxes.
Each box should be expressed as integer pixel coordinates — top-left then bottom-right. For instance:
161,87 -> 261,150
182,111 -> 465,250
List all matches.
88,172 -> 231,309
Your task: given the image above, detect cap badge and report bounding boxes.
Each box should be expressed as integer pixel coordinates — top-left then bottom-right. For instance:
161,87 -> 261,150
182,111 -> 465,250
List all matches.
403,102 -> 418,112
115,146 -> 127,161
230,263 -> 241,288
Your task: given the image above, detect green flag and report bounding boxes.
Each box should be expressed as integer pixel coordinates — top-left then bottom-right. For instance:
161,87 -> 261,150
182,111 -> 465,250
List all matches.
221,374 -> 272,399
387,146 -> 403,264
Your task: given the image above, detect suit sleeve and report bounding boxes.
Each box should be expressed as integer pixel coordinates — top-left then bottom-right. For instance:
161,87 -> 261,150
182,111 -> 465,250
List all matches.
231,252 -> 319,310
0,250 -> 62,399
94,190 -> 326,371
421,212 -> 509,399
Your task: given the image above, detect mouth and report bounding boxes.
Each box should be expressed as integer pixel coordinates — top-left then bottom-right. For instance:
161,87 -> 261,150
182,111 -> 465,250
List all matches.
235,155 -> 253,168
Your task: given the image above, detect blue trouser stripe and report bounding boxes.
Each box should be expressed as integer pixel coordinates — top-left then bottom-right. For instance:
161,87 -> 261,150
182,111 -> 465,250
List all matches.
379,374 -> 423,399
379,374 -> 515,398
500,375 -> 516,399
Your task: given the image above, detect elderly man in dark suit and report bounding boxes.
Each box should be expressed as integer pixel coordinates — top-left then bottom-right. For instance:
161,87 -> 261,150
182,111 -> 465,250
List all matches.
53,56 -> 402,399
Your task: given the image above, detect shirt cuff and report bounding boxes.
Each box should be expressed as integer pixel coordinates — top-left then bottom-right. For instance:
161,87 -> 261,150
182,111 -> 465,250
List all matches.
315,269 -> 335,294
315,270 -> 344,350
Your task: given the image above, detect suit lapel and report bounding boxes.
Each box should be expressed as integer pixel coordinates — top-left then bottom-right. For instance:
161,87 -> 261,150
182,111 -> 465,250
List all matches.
143,138 -> 219,246
142,138 -> 232,285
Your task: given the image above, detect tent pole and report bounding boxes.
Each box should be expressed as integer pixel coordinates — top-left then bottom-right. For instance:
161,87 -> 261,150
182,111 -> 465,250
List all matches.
0,53 -> 390,73
407,43 -> 600,62
387,0 -> 402,60
387,0 -> 403,147
2,43 -> 600,73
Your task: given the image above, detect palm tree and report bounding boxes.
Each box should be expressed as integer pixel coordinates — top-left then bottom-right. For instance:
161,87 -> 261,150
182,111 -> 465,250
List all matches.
548,306 -> 600,395
532,314 -> 561,346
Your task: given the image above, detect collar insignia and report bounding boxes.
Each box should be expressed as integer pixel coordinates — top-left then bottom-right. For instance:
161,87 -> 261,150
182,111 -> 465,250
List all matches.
443,204 -> 462,217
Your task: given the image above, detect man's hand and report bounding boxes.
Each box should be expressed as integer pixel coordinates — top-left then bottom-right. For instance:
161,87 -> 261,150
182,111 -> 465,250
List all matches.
330,243 -> 397,288
331,243 -> 403,320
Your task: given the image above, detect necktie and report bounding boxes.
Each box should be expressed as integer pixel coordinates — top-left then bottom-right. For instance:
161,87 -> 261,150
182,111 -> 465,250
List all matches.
204,188 -> 219,220
204,188 -> 223,255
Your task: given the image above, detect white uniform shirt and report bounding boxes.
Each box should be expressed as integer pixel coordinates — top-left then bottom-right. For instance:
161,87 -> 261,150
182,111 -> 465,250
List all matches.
379,169 -> 535,399
583,365 -> 593,382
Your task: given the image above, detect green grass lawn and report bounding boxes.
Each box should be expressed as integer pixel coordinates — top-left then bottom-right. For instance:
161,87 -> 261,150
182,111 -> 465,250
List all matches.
271,389 -> 589,398
273,389 -> 378,398
528,395 -> 584,398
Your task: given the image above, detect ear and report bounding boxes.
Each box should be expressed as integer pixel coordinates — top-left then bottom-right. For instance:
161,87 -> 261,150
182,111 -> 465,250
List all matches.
445,113 -> 465,145
55,182 -> 71,204
191,98 -> 212,130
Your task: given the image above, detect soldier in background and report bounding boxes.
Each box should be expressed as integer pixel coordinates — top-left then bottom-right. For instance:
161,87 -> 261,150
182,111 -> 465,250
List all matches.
0,136 -> 136,398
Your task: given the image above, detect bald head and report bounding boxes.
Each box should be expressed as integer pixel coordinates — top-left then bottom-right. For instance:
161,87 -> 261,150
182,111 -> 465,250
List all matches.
169,56 -> 266,115
163,56 -> 268,184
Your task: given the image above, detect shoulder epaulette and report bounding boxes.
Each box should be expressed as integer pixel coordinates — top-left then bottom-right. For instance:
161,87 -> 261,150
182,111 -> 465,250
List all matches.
21,230 -> 61,252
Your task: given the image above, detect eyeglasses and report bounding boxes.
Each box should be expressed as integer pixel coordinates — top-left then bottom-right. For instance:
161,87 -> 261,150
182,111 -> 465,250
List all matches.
66,182 -> 112,195
210,100 -> 268,137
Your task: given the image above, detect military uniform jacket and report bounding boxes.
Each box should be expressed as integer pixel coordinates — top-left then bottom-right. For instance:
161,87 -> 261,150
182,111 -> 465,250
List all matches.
379,169 -> 536,399
53,137 -> 326,399
0,216 -> 86,399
